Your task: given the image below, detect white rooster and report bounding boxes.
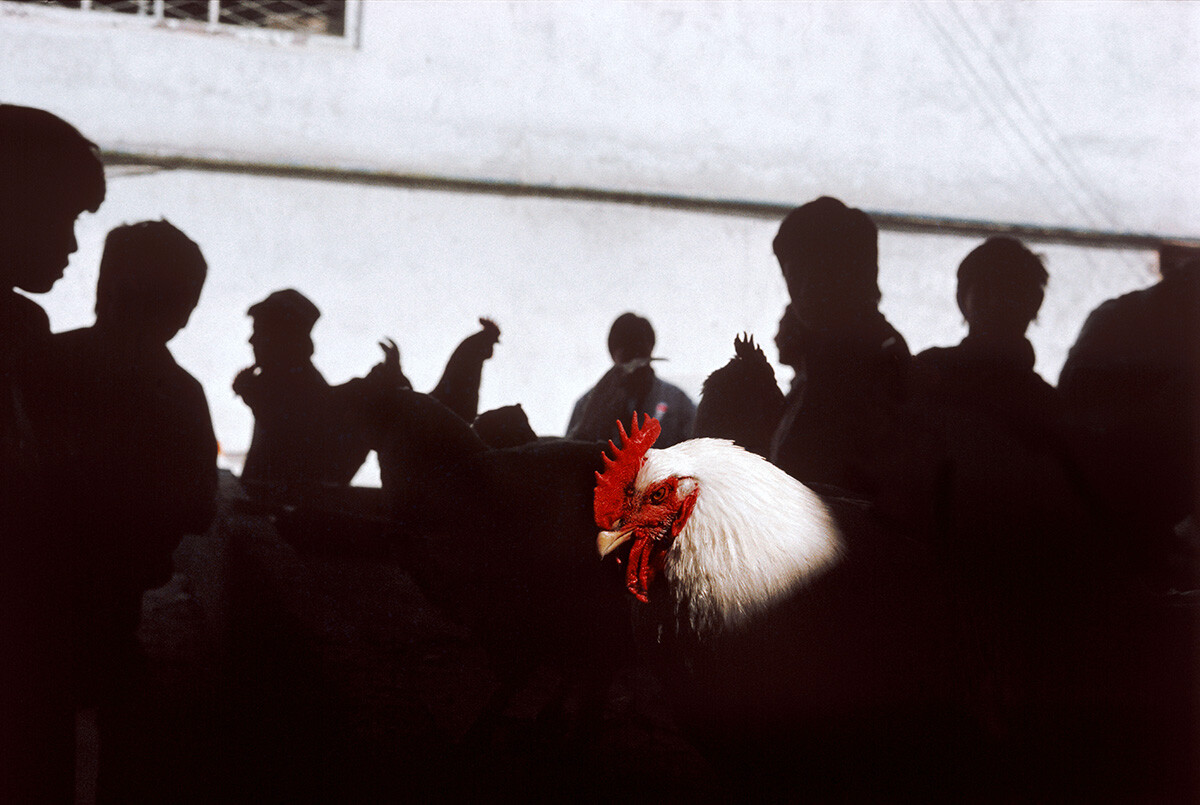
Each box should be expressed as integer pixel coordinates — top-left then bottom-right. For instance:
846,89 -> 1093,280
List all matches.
594,414 -> 979,800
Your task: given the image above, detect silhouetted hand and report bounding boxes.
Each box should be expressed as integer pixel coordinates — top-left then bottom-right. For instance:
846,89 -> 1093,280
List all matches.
365,338 -> 411,390
233,365 -> 260,398
378,337 -> 400,373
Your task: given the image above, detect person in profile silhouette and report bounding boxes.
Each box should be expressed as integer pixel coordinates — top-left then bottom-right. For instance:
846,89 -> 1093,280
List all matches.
914,236 -> 1062,439
566,312 -> 695,448
57,222 -> 217,682
234,289 -> 400,501
767,196 -> 910,494
774,302 -> 807,398
55,220 -> 218,798
0,104 -> 106,801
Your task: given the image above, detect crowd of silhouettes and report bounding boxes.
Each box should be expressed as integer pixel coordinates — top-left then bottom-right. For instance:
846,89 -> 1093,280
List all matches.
2,103 -> 1197,800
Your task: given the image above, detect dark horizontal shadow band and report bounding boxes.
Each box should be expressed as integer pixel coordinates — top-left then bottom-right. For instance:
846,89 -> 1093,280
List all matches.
101,150 -> 1196,252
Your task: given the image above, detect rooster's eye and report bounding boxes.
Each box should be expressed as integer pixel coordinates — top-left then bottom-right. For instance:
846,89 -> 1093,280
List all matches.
647,487 -> 668,505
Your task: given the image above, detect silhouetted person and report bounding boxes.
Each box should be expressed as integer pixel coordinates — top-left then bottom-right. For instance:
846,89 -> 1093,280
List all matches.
1057,245 -> 1200,799
767,197 -> 910,494
1059,242 -> 1200,575
430,317 -> 501,422
0,104 -> 105,802
235,289 -> 407,501
889,237 -> 1142,797
55,220 -> 218,799
914,236 -> 1064,442
881,237 -> 1066,537
567,312 -> 695,447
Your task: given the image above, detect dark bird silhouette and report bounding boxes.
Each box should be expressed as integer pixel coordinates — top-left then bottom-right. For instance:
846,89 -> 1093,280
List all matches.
471,403 -> 539,449
360,388 -> 640,797
691,334 -> 785,456
429,317 -> 501,423
363,388 -> 631,694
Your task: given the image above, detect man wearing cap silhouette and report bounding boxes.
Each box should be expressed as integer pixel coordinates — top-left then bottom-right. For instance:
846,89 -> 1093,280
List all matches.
566,312 -> 695,448
234,289 -> 406,501
768,197 -> 911,494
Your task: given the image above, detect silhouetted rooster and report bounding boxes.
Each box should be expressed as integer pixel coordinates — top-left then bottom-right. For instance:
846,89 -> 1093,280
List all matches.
367,389 -> 632,691
429,317 -> 500,422
691,334 -> 784,456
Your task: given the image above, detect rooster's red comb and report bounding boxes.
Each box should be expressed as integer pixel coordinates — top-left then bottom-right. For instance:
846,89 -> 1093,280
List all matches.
594,414 -> 662,529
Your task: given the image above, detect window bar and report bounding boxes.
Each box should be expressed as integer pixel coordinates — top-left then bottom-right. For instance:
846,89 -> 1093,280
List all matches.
80,0 -> 93,11
150,0 -> 163,21
208,0 -> 219,29
344,0 -> 362,44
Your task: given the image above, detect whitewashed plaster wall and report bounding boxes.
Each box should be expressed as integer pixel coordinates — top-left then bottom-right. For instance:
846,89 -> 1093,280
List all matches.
0,1 -> 1185,481
2,1 -> 1196,234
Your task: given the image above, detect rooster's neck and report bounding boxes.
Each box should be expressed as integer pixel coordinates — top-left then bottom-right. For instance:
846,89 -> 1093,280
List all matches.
646,440 -> 844,635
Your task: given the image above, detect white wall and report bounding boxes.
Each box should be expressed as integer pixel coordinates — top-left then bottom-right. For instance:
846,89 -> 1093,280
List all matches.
2,1 -> 1196,234
0,1 -> 1182,482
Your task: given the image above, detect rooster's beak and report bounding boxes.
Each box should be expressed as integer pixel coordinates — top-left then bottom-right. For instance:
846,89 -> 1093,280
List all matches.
597,528 -> 632,559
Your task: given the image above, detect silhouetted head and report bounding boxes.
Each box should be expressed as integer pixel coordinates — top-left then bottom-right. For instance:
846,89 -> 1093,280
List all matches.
1158,242 -> 1200,284
247,289 -> 320,369
608,312 -> 655,366
472,404 -> 539,448
95,220 -> 206,344
773,197 -> 880,329
956,237 -> 1048,337
0,104 -> 106,293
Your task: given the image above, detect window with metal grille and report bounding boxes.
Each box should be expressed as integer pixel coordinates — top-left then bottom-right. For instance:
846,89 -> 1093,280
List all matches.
6,0 -> 352,38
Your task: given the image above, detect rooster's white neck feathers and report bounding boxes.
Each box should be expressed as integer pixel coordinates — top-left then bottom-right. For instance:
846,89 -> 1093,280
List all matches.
639,439 -> 845,635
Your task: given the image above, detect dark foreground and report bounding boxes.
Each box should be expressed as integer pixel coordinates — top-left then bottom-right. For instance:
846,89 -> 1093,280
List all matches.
86,473 -> 1200,803
91,473 -> 711,803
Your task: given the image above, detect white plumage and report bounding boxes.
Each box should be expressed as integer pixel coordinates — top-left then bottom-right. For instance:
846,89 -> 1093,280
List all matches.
639,438 -> 845,634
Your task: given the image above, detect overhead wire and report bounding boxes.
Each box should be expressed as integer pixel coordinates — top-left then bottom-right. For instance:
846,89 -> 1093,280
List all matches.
946,3 -> 1143,274
946,2 -> 1121,229
910,1 -> 1149,277
908,2 -> 1072,222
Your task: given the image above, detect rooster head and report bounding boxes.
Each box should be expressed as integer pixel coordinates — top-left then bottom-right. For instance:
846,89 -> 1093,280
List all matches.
594,414 -> 698,603
595,414 -> 845,634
